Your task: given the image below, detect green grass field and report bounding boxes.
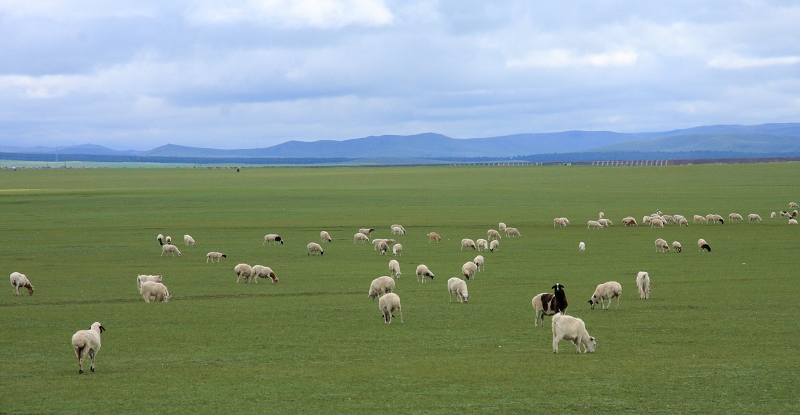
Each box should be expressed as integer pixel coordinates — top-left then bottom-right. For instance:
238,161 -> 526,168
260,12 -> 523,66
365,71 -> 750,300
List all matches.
1,164 -> 798,414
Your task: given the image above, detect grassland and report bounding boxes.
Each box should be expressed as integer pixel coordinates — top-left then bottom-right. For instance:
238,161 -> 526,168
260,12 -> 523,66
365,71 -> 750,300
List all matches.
1,163 -> 798,414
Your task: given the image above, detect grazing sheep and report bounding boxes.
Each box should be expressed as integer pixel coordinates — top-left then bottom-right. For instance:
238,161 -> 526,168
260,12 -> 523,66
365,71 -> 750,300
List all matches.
554,217 -> 570,228
391,226 -> 406,235
498,222 -> 507,231
391,224 -> 406,234
636,271 -> 651,299
622,217 -> 638,227
780,210 -> 791,218
206,252 -> 227,263
708,214 -> 725,224
678,218 -> 689,226
476,238 -> 489,251
579,242 -> 585,252
140,281 -> 171,303
307,242 -> 324,255
672,241 -> 682,253
320,231 -> 332,242
462,261 -> 478,280
165,236 -> 172,244
505,227 -> 521,238
447,277 -> 469,303
136,274 -> 162,291
252,265 -> 278,284
157,234 -> 164,245
263,234 -> 283,245
378,293 -> 403,324
415,264 -> 435,283
234,263 -> 253,283
389,260 -> 402,278
487,229 -> 502,240
461,238 -> 477,251
598,212 -> 604,219
392,243 -> 402,256
489,240 -> 500,252
588,281 -> 622,310
71,322 -> 105,374
693,215 -> 706,223
662,215 -> 676,224
531,284 -> 569,327
698,238 -> 711,252
473,255 -> 485,271
642,216 -> 652,225
790,219 -> 799,225
673,214 -> 686,222
729,213 -> 744,222
368,276 -> 395,300
359,228 -> 375,236
427,232 -> 442,243
791,202 -> 799,210
598,218 -> 613,227
378,242 -> 389,255
161,244 -> 182,257
771,212 -> 777,219
354,233 -> 370,244
748,214 -> 762,223
10,272 -> 34,296
184,235 -> 196,246
650,218 -> 664,229
372,239 -> 396,251
587,220 -> 603,230
552,313 -> 595,354
655,238 -> 670,252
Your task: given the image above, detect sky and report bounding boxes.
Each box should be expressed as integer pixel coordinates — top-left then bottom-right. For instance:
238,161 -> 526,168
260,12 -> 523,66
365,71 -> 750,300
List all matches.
1,0 -> 799,151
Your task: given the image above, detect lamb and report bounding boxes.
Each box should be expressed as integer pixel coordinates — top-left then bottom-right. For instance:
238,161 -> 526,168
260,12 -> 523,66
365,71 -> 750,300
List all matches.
378,241 -> 389,255
505,227 -> 521,238
206,252 -> 227,262
672,241 -> 682,253
392,243 -> 402,256
461,238 -> 477,250
587,220 -> 603,230
650,218 -> 664,228
359,228 -> 375,236
447,277 -> 469,303
551,313 -> 595,354
307,242 -> 324,255
476,238 -> 489,251
622,217 -> 638,226
489,240 -> 500,252
748,214 -> 762,223
588,281 -> 622,310
498,222 -> 507,231
368,276 -> 395,300
136,274 -> 162,291
389,260 -> 402,278
140,281 -> 171,303
427,232 -> 442,243
320,231 -> 332,242
487,229 -> 502,240
234,263 -> 253,283
531,283 -> 569,327
473,255 -> 484,271
636,271 -> 651,299
391,226 -> 406,235
161,244 -> 181,257
655,238 -> 670,252
579,242 -> 585,252
71,322 -> 105,374
263,234 -> 284,245
729,213 -> 744,222
598,218 -> 613,227
10,272 -> 34,296
252,265 -> 278,283
378,293 -> 403,324
391,224 -> 406,234
415,264 -> 435,283
698,238 -> 711,252
165,235 -> 172,244
157,234 -> 164,245
462,261 -> 478,280
354,232 -> 370,244
790,219 -> 798,225
184,234 -> 196,246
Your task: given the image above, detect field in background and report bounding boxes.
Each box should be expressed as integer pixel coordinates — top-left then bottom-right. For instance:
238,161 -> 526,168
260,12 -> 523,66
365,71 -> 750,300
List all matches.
1,164 -> 798,414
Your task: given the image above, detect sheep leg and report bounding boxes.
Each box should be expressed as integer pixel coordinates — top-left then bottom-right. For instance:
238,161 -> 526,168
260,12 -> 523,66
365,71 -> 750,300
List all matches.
616,294 -> 620,310
89,350 -> 96,372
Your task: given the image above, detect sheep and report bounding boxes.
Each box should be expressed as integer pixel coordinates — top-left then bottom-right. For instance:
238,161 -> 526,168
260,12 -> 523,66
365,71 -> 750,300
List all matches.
415,264 -> 434,283
662,215 -> 676,224
263,234 -> 283,245
368,276 -> 395,300
389,260 -> 402,278
598,218 -> 613,227
473,255 -> 485,271
748,214 -> 762,223
642,216 -> 652,225
498,222 -> 507,231
320,231 -> 332,243
579,242 -> 585,252
729,213 -> 744,222
598,212 -> 604,219
505,227 -> 521,238
71,322 -> 105,374
378,242 -> 389,255
307,242 -> 324,255
461,238 -> 477,250
678,217 -> 689,226
673,214 -> 686,222
587,220 -> 603,230
157,234 -> 164,245
622,217 -> 638,226
391,226 -> 406,235
378,293 -> 403,324
447,277 -> 469,303
489,240 -> 499,252
10,272 -> 34,296
140,281 -> 171,303
462,261 -> 478,280
636,271 -> 651,299
531,283 -> 569,327
771,212 -> 777,219
487,229 -> 502,240
780,210 -> 791,218
698,238 -> 711,252
655,238 -> 670,252
476,238 -> 489,251
794,210 -> 798,218
693,215 -> 706,223
588,281 -> 622,310
165,235 -> 172,244
206,252 -> 226,263
161,244 -> 182,257
551,313 -> 595,354
791,202 -> 799,210
354,233 -> 370,244
371,239 -> 395,251
234,263 -> 253,283
553,217 -> 569,228
390,224 -> 406,234
790,219 -> 799,225
392,243 -> 402,256
184,234 -> 196,246
359,228 -> 374,236
708,214 -> 725,224
252,265 -> 278,284
136,274 -> 162,291
672,241 -> 682,253
427,232 -> 442,243
650,218 -> 664,229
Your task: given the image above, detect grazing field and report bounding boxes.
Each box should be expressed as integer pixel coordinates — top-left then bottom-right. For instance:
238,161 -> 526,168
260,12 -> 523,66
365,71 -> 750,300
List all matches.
1,163 -> 798,414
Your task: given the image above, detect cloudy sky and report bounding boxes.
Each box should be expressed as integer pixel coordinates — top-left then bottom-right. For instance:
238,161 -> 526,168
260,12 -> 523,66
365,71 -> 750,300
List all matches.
1,1 -> 799,150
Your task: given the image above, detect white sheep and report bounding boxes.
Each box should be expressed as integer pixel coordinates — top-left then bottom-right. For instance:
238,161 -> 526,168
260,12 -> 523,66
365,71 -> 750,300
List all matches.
473,255 -> 485,271
693,214 -> 705,223
461,238 -> 477,250
598,218 -> 613,227
206,252 -> 226,263
427,232 -> 442,243
165,235 -> 172,244
790,219 -> 798,225
698,238 -> 711,252
234,263 -> 253,283
462,261 -> 478,280
161,244 -> 181,257
553,217 -> 569,228
368,276 -> 395,300
489,240 -> 499,252
678,217 -> 689,226
359,228 -> 375,236
672,241 -> 682,252
136,274 -> 162,291
622,217 -> 638,227
476,238 -> 489,251
642,216 -> 652,225
378,293 -> 403,324
655,238 -> 670,252
157,234 -> 164,245
636,271 -> 651,299
598,212 -> 604,219
263,234 -> 284,245
748,214 -> 762,223
307,242 -> 324,255
498,222 -> 507,231
729,213 -> 744,222
551,313 -> 595,354
320,231 -> 332,242
391,226 -> 406,235
184,234 -> 196,246
354,232 -> 370,244
392,243 -> 402,256
391,224 -> 406,234
505,227 -> 521,238
579,242 -> 585,252
588,281 -> 622,310
140,281 -> 171,303
587,220 -> 602,230
770,212 -> 777,219
447,277 -> 469,303
650,218 -> 664,228
252,265 -> 278,283
389,260 -> 402,278
487,229 -> 502,240
71,322 -> 105,374
372,238 -> 390,250
10,272 -> 34,296
662,215 -> 676,224
415,264 -> 434,283
791,202 -> 799,210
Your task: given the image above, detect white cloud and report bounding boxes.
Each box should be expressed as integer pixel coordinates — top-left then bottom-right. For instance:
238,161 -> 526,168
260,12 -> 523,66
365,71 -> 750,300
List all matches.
187,0 -> 393,28
707,55 -> 800,69
506,49 -> 638,68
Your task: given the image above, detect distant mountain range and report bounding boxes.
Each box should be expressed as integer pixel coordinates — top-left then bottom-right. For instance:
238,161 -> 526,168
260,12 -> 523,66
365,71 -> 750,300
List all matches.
3,123 -> 800,161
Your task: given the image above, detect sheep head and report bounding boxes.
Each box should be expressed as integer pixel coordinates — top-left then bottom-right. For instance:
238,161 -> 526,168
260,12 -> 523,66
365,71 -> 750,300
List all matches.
25,283 -> 34,295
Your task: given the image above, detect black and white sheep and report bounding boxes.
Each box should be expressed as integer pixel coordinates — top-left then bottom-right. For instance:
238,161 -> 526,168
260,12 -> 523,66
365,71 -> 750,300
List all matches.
206,252 -> 226,262
672,241 -> 682,252
378,293 -> 403,324
263,234 -> 283,245
588,281 -> 622,310
359,228 -> 375,236
320,231 -> 332,242
368,276 -> 395,300
489,240 -> 500,252
552,313 -> 595,354
157,234 -> 164,245
71,322 -> 105,374
10,272 -> 34,296
307,242 -> 324,255
415,264 -> 434,283
447,277 -> 469,303
531,284 -> 568,327
698,238 -> 711,252
473,255 -> 484,271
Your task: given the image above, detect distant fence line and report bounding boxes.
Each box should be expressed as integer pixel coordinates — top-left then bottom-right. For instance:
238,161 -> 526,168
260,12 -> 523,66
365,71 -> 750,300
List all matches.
591,160 -> 669,166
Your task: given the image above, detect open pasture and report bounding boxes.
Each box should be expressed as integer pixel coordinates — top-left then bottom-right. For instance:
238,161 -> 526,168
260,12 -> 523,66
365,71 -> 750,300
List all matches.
1,163 -> 798,414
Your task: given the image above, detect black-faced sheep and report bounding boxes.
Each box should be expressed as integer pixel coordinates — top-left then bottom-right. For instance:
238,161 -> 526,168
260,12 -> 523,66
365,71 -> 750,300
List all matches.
320,231 -> 332,242
368,276 -> 395,300
157,234 -> 164,245
489,240 -> 499,252
378,293 -> 403,324
447,277 -> 469,303
698,238 -> 711,252
588,281 -> 622,310
206,252 -> 226,262
263,234 -> 283,245
10,272 -> 34,296
473,255 -> 484,271
71,322 -> 105,374
672,241 -> 682,253
552,313 -> 595,354
359,228 -> 374,236
415,264 -> 434,283
307,242 -> 324,255
531,284 -> 568,327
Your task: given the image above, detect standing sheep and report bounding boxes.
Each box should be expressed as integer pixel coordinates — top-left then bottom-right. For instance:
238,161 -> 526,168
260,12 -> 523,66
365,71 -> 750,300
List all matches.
71,322 -> 105,374
389,260 -> 402,278
140,281 -> 171,303
698,238 -> 711,252
234,263 -> 253,283
552,313 -> 595,354
165,236 -> 172,244
489,240 -> 500,252
415,264 -> 435,283
693,215 -> 706,223
579,242 -> 585,252
487,229 -> 502,240
263,234 -> 284,245
553,218 -> 569,228
368,276 -> 395,300
427,232 -> 442,243
354,233 -> 370,244
10,272 -> 34,296
252,265 -> 278,283
206,252 -> 227,262
136,274 -> 162,291
650,218 -> 665,229
770,212 -> 777,219
598,219 -> 613,227
378,242 -> 389,255
462,261 -> 478,280
161,244 -> 181,257
157,234 -> 164,245
588,281 -> 622,310
729,213 -> 744,222
791,202 -> 799,210
505,227 -> 521,238
392,243 -> 402,256
587,220 -> 603,230
307,242 -> 324,255
748,214 -> 762,223
473,255 -> 485,271
447,277 -> 469,303
622,217 -> 638,226
672,241 -> 682,253
359,228 -> 375,236
636,271 -> 651,299
184,235 -> 196,246
531,284 -> 569,327
320,231 -> 332,243
461,238 -> 477,250
655,238 -> 670,252
391,226 -> 406,235
476,238 -> 489,251
498,222 -> 507,231
378,293 -> 403,324
390,224 -> 406,234
678,217 -> 689,227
